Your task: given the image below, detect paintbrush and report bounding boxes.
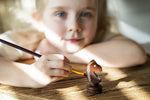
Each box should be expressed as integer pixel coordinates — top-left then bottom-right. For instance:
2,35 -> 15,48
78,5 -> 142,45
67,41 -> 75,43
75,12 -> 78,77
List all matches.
0,38 -> 86,76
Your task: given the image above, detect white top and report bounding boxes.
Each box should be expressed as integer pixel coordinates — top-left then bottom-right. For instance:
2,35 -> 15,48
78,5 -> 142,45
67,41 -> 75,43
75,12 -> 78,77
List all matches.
108,0 -> 150,54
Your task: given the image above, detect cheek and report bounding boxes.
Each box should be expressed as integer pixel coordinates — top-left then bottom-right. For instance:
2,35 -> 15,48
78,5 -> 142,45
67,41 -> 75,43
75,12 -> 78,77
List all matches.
49,23 -> 65,36
47,22 -> 65,37
84,22 -> 97,41
43,16 -> 65,37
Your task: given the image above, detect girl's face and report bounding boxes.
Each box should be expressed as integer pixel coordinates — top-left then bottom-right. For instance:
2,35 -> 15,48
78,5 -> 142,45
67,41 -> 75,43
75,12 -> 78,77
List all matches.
42,0 -> 98,53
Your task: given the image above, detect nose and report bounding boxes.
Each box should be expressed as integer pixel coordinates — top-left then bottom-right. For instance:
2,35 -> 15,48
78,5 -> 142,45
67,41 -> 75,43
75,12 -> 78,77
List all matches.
67,18 -> 82,33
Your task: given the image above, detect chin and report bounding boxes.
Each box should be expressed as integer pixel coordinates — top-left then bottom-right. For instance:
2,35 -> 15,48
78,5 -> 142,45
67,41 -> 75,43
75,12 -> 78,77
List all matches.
65,48 -> 80,54
66,50 -> 78,54
64,46 -> 82,54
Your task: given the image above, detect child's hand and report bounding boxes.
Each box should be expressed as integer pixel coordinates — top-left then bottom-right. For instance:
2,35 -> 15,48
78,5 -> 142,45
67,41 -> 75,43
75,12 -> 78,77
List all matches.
30,54 -> 72,88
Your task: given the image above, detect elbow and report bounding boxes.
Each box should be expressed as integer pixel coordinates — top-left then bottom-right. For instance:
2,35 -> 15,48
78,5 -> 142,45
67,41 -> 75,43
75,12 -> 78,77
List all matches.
136,52 -> 147,65
117,50 -> 147,68
130,48 -> 148,67
129,42 -> 148,67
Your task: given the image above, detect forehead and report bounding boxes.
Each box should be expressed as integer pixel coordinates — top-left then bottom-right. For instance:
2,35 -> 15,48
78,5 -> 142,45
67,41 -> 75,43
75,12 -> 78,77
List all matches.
47,0 -> 97,10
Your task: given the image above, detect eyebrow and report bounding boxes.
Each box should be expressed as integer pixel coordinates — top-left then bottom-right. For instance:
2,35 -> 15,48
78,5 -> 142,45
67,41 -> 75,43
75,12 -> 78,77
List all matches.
51,7 -> 66,10
50,6 -> 96,12
82,7 -> 96,11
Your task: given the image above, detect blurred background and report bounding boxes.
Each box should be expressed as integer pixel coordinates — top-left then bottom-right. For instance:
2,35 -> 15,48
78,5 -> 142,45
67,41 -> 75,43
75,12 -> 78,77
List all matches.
0,0 -> 36,33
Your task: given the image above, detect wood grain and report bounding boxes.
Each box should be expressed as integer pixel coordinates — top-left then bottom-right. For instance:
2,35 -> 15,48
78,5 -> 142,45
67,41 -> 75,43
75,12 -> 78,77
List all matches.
0,57 -> 150,100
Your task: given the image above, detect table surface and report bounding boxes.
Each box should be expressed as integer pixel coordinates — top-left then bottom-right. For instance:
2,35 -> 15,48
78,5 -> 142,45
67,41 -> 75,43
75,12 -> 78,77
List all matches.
0,57 -> 150,100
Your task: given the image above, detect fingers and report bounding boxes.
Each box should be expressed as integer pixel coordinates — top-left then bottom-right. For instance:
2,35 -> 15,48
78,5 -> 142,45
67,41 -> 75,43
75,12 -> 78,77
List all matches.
42,54 -> 70,63
41,54 -> 72,72
34,54 -> 72,78
47,61 -> 72,77
46,61 -> 72,72
48,69 -> 70,77
50,76 -> 64,83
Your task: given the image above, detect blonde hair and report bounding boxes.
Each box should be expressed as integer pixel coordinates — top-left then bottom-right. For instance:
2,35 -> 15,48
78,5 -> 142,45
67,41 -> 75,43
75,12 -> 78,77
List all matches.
35,0 -> 108,43
93,0 -> 108,43
35,0 -> 47,17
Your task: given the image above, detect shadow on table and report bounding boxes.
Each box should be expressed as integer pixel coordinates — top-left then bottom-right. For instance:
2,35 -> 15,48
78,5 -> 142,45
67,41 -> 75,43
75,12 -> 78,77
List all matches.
5,57 -> 150,100
100,58 -> 150,99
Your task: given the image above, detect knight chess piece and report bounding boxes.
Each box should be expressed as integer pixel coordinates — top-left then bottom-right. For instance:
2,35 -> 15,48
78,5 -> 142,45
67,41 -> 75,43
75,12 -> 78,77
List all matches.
86,60 -> 102,94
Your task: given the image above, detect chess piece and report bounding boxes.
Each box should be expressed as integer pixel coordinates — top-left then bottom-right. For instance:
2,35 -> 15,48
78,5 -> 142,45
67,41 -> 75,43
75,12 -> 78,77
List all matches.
86,60 -> 102,94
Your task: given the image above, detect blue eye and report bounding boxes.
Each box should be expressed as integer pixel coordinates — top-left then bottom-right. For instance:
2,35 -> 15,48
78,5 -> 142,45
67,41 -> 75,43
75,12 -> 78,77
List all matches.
81,12 -> 91,17
56,12 -> 65,17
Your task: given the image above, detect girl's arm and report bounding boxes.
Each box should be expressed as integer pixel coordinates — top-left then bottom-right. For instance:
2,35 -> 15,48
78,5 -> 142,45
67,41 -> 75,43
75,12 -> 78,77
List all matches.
0,57 -> 44,88
65,35 -> 147,68
0,54 -> 72,88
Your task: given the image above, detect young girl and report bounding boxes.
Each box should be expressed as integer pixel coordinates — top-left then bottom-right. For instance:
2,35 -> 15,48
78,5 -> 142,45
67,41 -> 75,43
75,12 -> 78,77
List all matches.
0,0 -> 147,88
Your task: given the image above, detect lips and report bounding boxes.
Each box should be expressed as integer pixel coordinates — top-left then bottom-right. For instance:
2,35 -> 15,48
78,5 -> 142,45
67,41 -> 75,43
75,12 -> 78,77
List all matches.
65,38 -> 83,43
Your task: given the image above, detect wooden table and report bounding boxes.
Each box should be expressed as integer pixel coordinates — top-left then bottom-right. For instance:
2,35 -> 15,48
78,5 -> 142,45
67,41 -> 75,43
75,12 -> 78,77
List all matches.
0,57 -> 150,100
